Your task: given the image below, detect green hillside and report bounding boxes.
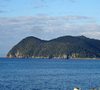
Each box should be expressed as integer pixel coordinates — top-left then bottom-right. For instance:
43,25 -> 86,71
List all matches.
7,36 -> 100,59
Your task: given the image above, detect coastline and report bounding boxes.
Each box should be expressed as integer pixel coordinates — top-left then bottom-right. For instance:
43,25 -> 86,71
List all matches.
2,56 -> 100,60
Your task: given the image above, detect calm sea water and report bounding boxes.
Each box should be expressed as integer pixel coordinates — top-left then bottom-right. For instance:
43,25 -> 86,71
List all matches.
0,58 -> 100,90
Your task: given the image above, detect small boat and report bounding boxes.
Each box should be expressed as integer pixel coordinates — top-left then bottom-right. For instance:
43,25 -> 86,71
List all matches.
74,87 -> 81,90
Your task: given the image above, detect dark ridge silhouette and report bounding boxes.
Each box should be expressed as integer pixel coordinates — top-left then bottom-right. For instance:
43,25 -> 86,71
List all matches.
7,35 -> 100,59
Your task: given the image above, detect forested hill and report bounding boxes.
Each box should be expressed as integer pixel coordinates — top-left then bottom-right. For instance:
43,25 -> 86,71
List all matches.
7,36 -> 100,59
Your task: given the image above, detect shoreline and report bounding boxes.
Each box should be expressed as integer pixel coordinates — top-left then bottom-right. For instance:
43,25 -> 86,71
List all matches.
1,57 -> 100,60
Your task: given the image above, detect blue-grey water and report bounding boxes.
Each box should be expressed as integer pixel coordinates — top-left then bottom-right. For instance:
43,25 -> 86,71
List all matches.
0,58 -> 100,90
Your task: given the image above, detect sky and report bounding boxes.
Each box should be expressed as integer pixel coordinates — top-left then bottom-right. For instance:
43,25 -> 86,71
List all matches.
0,0 -> 100,57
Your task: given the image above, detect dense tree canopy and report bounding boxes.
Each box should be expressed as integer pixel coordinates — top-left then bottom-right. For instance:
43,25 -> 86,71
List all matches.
7,36 -> 100,59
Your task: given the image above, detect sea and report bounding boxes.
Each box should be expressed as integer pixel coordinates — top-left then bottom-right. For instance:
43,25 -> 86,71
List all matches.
0,58 -> 100,90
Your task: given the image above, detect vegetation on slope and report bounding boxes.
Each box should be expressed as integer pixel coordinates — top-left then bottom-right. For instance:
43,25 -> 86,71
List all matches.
7,36 -> 100,59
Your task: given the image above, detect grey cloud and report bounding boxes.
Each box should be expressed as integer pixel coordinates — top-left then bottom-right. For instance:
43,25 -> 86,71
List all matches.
0,15 -> 92,25
0,15 -> 97,40
81,31 -> 100,40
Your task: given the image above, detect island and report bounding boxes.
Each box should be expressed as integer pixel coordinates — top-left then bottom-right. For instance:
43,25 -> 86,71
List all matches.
7,35 -> 100,59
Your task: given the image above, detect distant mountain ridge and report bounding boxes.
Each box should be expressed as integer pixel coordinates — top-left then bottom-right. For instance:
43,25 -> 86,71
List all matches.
7,36 -> 100,59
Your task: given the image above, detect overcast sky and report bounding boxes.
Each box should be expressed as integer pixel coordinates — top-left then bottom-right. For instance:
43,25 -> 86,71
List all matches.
0,0 -> 100,57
